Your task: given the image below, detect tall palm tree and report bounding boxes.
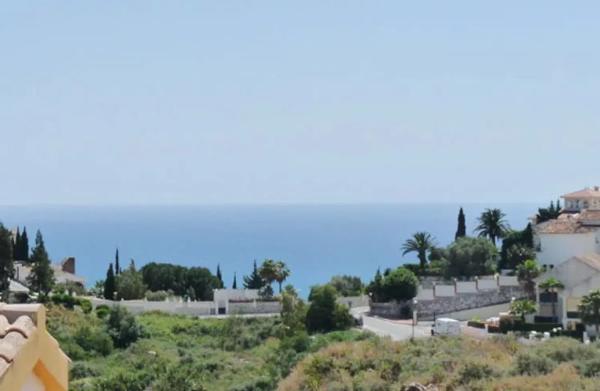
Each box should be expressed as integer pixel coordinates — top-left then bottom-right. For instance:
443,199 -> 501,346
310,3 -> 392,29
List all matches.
475,208 -> 509,245
402,232 -> 435,269
258,259 -> 278,297
580,290 -> 600,336
517,259 -> 541,300
274,260 -> 290,293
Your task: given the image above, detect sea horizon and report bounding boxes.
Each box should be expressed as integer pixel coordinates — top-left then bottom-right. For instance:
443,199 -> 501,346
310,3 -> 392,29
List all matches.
0,202 -> 540,296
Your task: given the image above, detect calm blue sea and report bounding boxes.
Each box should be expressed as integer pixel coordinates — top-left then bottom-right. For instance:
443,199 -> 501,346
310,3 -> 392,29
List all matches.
0,204 -> 536,297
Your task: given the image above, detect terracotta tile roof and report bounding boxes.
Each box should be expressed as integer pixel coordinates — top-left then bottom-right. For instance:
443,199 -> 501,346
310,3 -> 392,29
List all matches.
536,214 -> 594,234
562,187 -> 600,199
0,306 -> 38,379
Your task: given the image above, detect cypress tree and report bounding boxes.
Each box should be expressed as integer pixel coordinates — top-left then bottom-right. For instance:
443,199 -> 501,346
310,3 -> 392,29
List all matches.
27,230 -> 55,298
216,264 -> 224,288
104,263 -> 116,300
115,248 -> 120,275
0,224 -> 14,301
13,227 -> 21,260
232,272 -> 237,289
455,207 -> 466,240
21,227 -> 29,261
243,260 -> 264,289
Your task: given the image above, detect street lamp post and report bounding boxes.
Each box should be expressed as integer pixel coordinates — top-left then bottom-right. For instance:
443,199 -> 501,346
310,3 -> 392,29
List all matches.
412,298 -> 418,339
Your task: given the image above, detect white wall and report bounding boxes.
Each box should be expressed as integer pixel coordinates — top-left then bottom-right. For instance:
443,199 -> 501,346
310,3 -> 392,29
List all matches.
435,285 -> 455,297
21,372 -> 44,391
537,233 -> 597,267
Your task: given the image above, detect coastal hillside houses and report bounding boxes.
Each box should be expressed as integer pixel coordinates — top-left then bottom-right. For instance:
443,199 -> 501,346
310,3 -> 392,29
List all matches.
0,304 -> 69,391
535,187 -> 600,268
533,186 -> 600,329
15,257 -> 85,288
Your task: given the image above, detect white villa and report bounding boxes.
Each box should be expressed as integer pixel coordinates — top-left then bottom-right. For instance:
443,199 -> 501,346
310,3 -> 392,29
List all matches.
534,186 -> 600,330
536,187 -> 600,268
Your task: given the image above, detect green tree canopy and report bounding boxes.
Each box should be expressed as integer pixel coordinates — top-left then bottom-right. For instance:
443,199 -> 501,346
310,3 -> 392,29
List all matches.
306,284 -> 352,333
444,237 -> 497,278
0,224 -> 14,301
510,299 -> 537,322
243,260 -> 264,290
517,259 -> 541,300
475,208 -> 509,245
381,267 -> 418,302
27,230 -> 55,298
259,259 -> 278,298
455,207 -> 466,240
104,263 -> 116,300
116,260 -> 146,300
580,290 -> 600,335
274,260 -> 290,293
402,232 -> 436,269
140,262 -> 221,300
329,275 -> 364,297
536,200 -> 561,224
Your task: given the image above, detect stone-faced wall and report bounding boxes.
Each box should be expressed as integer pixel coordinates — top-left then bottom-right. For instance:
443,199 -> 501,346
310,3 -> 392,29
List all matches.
369,285 -> 527,320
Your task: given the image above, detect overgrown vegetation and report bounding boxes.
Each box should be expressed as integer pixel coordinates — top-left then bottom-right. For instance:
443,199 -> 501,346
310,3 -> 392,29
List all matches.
47,304 -> 367,391
279,335 -> 600,390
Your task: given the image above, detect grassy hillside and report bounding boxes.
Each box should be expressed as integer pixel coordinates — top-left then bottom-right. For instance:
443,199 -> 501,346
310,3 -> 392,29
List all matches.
278,335 -> 600,390
46,306 -> 371,391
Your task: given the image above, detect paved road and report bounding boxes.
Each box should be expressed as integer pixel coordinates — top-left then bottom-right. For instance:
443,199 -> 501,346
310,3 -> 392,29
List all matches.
361,315 -> 433,341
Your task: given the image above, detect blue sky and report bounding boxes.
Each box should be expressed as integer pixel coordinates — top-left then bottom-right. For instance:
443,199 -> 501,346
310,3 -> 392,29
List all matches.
1,1 -> 598,205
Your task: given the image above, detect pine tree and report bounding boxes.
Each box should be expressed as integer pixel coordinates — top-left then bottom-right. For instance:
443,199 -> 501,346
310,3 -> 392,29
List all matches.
13,227 -> 21,260
455,207 -> 466,240
115,248 -> 120,275
0,224 -> 14,301
243,260 -> 264,289
104,263 -> 116,300
20,227 -> 29,261
27,230 -> 55,298
216,264 -> 224,288
232,272 -> 237,289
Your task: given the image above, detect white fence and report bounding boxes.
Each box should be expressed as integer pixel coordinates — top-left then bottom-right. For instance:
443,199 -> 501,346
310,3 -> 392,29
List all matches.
415,275 -> 522,300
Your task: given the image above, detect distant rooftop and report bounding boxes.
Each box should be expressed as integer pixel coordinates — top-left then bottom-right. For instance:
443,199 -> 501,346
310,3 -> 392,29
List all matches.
562,186 -> 600,199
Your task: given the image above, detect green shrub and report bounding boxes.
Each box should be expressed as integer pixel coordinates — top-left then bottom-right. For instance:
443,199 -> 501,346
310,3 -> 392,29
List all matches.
514,352 -> 555,375
96,304 -> 110,319
457,362 -> 494,384
74,325 -> 114,356
106,306 -> 143,348
467,320 -> 485,329
145,290 -> 169,301
306,285 -> 353,333
78,298 -> 93,314
70,362 -> 99,380
152,364 -> 207,391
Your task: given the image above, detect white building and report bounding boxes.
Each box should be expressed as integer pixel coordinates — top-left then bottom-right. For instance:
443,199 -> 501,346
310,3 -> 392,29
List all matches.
535,187 -> 600,268
534,186 -> 600,328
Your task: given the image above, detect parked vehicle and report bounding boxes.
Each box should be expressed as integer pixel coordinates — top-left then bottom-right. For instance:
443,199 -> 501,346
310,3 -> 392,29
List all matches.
432,317 -> 461,336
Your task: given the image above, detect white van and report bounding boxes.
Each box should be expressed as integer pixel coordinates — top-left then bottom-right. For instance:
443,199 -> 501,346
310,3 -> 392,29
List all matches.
432,318 -> 461,336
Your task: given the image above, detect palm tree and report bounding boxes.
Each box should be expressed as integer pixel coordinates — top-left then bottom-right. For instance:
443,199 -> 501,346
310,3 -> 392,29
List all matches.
510,299 -> 537,323
580,290 -> 600,336
401,232 -> 435,269
475,208 -> 509,246
517,259 -> 541,300
259,259 -> 278,298
274,260 -> 290,293
538,277 -> 564,320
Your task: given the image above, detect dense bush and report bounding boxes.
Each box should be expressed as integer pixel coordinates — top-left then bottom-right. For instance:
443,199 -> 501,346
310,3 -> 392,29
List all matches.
140,262 -> 221,300
457,361 -> 495,384
444,237 -> 497,278
328,275 -> 364,297
306,284 -> 353,333
145,290 -> 170,301
514,352 -> 556,375
74,325 -> 114,356
368,267 -> 418,302
95,304 -> 110,319
106,306 -> 143,348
